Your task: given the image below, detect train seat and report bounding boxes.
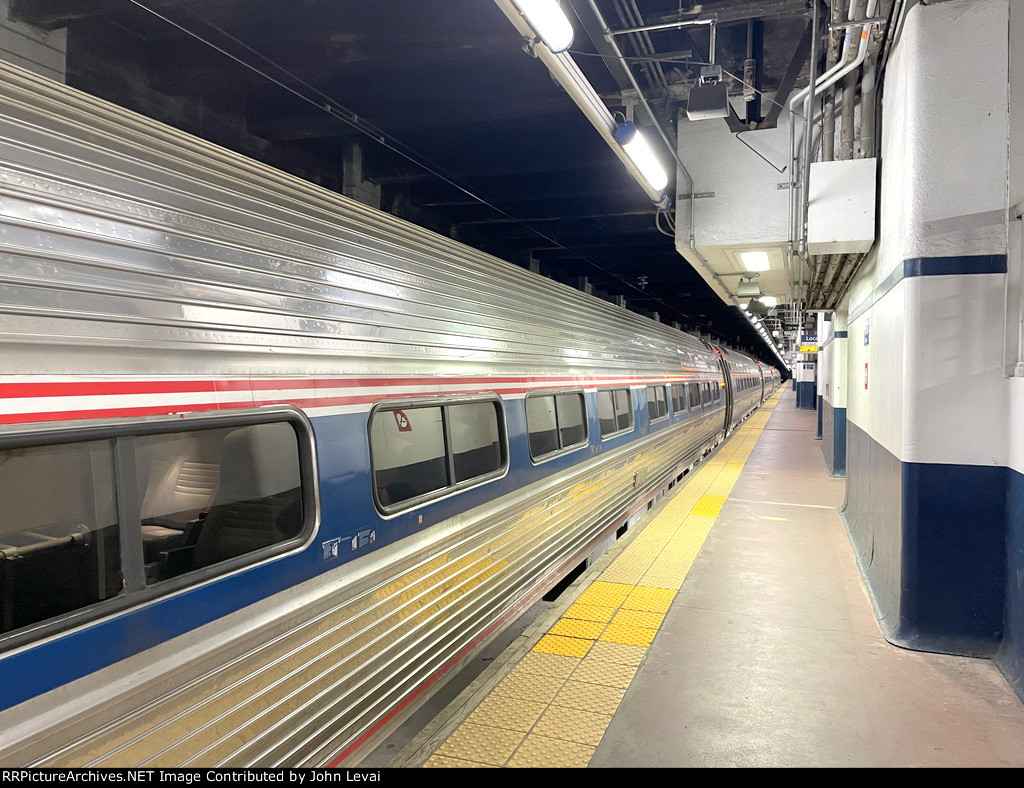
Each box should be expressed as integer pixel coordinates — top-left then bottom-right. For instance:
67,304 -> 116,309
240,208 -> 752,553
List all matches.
140,458 -> 220,564
190,424 -> 302,570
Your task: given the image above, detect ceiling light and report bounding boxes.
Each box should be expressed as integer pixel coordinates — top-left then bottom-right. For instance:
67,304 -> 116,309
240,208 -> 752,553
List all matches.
512,0 -> 574,53
740,251 -> 771,272
614,122 -> 669,192
760,296 -> 778,308
740,303 -> 748,311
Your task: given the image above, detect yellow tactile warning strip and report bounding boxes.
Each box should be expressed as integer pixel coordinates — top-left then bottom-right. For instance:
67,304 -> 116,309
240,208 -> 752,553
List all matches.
423,389 -> 785,768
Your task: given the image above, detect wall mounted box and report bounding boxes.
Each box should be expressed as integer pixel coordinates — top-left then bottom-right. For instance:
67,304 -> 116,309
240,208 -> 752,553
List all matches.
807,157 -> 877,255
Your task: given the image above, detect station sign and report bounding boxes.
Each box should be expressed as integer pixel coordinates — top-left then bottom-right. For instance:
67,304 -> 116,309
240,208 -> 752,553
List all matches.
798,334 -> 819,353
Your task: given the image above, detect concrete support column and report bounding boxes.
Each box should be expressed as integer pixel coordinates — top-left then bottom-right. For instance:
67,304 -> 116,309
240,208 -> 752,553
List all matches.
342,143 -> 382,210
820,308 -> 848,476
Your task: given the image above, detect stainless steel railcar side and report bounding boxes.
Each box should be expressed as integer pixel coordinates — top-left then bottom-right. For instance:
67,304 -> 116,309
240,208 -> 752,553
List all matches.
0,61 -> 775,767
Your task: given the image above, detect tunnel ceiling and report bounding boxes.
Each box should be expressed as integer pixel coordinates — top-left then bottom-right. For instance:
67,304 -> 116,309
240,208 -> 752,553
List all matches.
11,0 -> 817,364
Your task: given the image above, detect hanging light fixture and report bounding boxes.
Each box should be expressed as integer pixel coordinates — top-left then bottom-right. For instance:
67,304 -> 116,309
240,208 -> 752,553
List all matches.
511,0 -> 575,53
614,121 -> 669,193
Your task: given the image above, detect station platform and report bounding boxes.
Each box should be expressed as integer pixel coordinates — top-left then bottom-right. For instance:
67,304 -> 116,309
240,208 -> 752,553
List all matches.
368,388 -> 1024,768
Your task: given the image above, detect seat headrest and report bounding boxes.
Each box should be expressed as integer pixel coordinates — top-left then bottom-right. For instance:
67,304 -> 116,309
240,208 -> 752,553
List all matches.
217,423 -> 300,502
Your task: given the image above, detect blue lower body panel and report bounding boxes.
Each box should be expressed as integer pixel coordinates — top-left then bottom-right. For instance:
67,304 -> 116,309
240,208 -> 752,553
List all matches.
820,400 -> 846,477
842,420 -> 1004,658
795,381 -> 816,409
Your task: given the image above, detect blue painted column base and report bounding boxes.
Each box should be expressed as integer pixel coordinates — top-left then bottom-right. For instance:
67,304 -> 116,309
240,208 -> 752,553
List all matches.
997,471 -> 1024,703
795,382 -> 816,409
821,400 -> 846,476
842,421 -> 1004,657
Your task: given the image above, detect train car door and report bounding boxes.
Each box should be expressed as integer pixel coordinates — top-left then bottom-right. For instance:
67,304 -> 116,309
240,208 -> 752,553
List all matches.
714,347 -> 733,436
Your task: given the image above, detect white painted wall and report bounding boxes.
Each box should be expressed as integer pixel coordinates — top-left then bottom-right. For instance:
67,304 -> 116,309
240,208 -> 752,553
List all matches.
0,0 -> 65,82
903,274 -> 1008,466
821,308 -> 848,410
845,0 -> 1010,466
1006,0 -> 1024,475
847,275 -> 905,460
818,312 -> 832,404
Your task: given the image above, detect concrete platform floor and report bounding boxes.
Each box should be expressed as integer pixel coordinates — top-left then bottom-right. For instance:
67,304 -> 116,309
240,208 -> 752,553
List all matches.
375,389 -> 1024,768
590,390 -> 1024,768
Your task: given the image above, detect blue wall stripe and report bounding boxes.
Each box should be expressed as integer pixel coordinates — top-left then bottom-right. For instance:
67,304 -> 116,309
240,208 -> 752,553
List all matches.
848,254 -> 1007,324
819,330 -> 848,351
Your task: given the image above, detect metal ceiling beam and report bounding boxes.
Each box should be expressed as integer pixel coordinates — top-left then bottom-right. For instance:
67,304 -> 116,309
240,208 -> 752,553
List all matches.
644,0 -> 812,26
11,0 -> 123,29
762,16 -> 813,128
568,0 -> 636,93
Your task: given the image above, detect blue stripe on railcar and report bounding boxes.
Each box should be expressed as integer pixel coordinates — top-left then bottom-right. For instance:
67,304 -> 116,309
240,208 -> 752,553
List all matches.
0,385 -> 729,711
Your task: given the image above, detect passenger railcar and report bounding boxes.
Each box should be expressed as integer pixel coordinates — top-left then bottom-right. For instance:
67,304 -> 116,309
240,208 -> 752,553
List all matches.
0,62 -> 778,767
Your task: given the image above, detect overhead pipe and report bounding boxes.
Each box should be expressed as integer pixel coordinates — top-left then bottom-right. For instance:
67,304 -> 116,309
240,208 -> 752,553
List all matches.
788,0 -> 877,233
838,3 -> 866,160
493,0 -> 668,206
858,44 -> 880,157
797,0 -> 820,328
608,15 -> 717,37
585,0 -> 741,309
788,0 -> 879,302
819,0 -> 898,309
497,1 -> 768,323
617,0 -> 670,95
820,0 -> 846,162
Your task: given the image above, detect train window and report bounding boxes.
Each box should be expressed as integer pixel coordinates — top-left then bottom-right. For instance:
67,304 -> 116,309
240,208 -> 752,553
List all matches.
687,383 -> 701,410
136,422 -> 303,584
713,384 -> 721,402
646,385 -> 668,423
449,401 -> 503,483
556,393 -> 587,449
526,396 -> 559,458
527,392 -> 587,461
701,383 -> 711,404
370,396 -> 507,511
371,406 -> 448,507
671,384 -> 687,414
0,440 -> 122,635
597,388 -> 634,438
0,412 -> 312,647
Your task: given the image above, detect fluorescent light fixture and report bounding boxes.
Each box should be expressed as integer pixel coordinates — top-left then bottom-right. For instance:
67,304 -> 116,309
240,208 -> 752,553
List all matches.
512,0 -> 574,53
740,251 -> 771,272
740,303 -> 748,311
614,122 -> 669,192
760,296 -> 778,308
